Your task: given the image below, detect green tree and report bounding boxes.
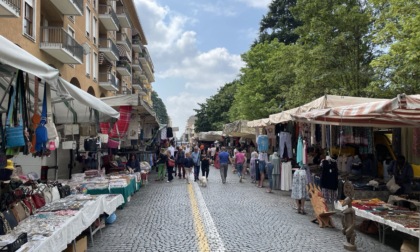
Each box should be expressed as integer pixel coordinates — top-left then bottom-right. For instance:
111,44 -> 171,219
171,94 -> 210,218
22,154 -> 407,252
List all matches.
230,40 -> 297,120
369,0 -> 420,96
151,91 -> 169,125
194,81 -> 238,132
289,0 -> 374,107
256,0 -> 302,45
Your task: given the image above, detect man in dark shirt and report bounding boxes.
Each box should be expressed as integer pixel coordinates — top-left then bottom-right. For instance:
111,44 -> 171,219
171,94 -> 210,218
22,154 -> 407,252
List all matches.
218,147 -> 230,184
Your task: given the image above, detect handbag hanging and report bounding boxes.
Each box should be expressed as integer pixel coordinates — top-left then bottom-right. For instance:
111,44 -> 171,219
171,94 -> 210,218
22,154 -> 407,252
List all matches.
35,86 -> 48,152
5,71 -> 25,148
45,84 -> 58,141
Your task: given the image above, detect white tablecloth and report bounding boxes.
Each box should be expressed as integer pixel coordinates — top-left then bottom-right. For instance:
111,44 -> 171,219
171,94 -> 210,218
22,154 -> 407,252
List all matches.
11,194 -> 124,252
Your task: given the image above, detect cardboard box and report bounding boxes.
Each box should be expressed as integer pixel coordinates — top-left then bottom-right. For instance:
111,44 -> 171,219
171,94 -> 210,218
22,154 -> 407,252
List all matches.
65,236 -> 87,252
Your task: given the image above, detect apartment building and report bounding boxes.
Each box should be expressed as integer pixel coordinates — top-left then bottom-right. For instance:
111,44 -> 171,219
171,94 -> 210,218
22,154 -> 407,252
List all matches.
0,0 -> 155,106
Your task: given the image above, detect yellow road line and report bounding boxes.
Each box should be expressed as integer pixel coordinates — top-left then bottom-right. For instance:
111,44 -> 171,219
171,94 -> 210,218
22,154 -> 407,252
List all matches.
188,184 -> 210,252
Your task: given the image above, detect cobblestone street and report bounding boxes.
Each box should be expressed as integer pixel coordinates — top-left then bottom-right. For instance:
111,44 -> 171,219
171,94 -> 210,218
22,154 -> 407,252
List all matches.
88,165 -> 399,252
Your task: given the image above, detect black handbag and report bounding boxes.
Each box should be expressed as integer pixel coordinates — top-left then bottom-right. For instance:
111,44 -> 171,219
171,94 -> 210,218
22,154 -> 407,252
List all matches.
2,210 -> 17,231
84,138 -> 98,152
57,184 -> 71,198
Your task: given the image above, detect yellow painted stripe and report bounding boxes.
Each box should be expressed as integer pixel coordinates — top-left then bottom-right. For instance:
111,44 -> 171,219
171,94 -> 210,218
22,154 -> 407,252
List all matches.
188,184 -> 210,252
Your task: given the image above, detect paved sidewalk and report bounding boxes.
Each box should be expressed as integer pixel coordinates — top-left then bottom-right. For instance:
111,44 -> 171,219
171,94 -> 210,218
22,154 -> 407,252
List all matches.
88,165 -> 399,251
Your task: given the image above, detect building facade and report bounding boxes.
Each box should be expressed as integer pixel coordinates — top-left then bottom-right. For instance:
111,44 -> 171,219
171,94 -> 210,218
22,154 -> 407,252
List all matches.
0,0 -> 154,104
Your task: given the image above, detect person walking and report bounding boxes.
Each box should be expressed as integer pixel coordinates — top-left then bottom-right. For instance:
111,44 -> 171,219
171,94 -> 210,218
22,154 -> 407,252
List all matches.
214,147 -> 220,169
166,150 -> 175,182
191,147 -> 201,182
176,146 -> 185,179
184,152 -> 194,184
155,148 -> 167,181
235,148 -> 246,182
201,150 -> 210,179
218,147 -> 230,184
250,151 -> 258,183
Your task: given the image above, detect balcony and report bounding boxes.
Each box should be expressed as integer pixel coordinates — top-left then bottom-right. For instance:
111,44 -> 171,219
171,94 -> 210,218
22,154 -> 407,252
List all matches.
98,5 -> 119,31
116,61 -> 131,76
116,32 -> 131,52
0,0 -> 20,17
40,27 -> 83,64
132,39 -> 141,53
99,38 -> 119,61
139,52 -> 154,82
132,58 -> 141,72
99,72 -> 118,91
116,5 -> 130,28
132,78 -> 146,95
49,0 -> 82,16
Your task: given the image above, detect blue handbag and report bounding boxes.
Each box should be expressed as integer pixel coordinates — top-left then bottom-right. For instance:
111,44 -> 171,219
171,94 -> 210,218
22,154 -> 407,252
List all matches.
5,74 -> 25,148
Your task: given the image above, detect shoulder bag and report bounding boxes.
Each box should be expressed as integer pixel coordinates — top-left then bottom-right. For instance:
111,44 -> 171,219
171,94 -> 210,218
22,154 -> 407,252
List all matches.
0,212 -> 12,235
10,201 -> 29,222
2,209 -> 18,230
51,185 -> 61,202
5,72 -> 25,148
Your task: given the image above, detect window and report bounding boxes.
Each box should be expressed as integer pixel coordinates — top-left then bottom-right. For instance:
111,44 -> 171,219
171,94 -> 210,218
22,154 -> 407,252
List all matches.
93,52 -> 98,81
86,47 -> 91,77
24,0 -> 34,38
92,17 -> 97,45
85,7 -> 91,38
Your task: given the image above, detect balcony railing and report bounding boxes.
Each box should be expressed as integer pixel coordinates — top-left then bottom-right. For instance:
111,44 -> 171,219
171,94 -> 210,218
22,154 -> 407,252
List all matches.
40,27 -> 83,63
1,0 -> 21,13
117,61 -> 131,72
98,4 -> 120,30
132,39 -> 142,52
99,72 -> 118,89
99,38 -> 119,61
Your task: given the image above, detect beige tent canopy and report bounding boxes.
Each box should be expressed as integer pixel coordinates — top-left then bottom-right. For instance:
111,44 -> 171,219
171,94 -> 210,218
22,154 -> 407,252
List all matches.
223,120 -> 255,137
269,95 -> 386,124
247,118 -> 271,128
197,131 -> 224,142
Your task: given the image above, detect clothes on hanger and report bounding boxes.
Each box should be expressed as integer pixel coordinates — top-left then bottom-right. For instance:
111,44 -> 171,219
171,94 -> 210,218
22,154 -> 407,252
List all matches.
279,132 -> 292,158
281,161 -> 292,191
257,135 -> 269,152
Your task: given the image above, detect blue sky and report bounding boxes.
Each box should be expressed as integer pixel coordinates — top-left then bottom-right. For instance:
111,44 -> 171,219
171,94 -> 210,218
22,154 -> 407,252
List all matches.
134,0 -> 270,135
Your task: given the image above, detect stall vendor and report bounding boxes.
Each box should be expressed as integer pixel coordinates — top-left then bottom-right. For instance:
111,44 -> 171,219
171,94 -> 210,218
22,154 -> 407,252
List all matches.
389,155 -> 414,194
126,154 -> 140,173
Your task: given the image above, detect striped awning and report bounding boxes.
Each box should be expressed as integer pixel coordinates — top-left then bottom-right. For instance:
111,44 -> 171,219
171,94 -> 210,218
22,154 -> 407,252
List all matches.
292,94 -> 420,128
117,44 -> 129,59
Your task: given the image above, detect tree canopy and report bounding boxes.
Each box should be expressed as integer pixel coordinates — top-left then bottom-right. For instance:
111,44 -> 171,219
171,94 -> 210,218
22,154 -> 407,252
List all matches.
151,91 -> 169,125
194,0 -> 420,131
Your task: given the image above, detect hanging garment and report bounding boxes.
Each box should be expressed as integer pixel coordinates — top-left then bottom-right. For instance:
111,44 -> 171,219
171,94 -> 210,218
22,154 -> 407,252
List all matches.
279,132 -> 292,158
320,159 -> 338,191
296,136 -> 303,167
160,127 -> 167,140
291,168 -> 308,200
257,135 -> 269,152
281,161 -> 292,191
167,127 -> 173,138
270,152 -> 281,190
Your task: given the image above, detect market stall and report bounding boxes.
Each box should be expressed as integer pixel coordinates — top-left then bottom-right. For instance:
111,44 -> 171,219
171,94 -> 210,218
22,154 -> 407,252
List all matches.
0,194 -> 124,252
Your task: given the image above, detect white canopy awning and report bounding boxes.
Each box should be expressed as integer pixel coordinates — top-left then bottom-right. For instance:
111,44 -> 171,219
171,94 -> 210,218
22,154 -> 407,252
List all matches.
0,35 -> 119,123
223,120 -> 255,138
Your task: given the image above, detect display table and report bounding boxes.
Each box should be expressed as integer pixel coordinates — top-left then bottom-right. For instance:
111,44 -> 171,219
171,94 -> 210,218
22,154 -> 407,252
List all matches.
87,177 -> 136,206
335,198 -> 420,243
2,194 -> 124,252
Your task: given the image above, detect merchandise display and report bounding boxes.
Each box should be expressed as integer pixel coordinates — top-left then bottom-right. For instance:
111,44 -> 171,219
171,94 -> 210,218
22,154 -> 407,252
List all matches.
0,194 -> 124,252
335,198 -> 420,240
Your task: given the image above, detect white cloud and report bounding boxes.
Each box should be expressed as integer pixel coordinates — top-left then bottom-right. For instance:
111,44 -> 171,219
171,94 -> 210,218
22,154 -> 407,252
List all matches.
234,0 -> 271,9
189,2 -> 237,17
135,0 -> 245,133
166,92 -> 207,134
